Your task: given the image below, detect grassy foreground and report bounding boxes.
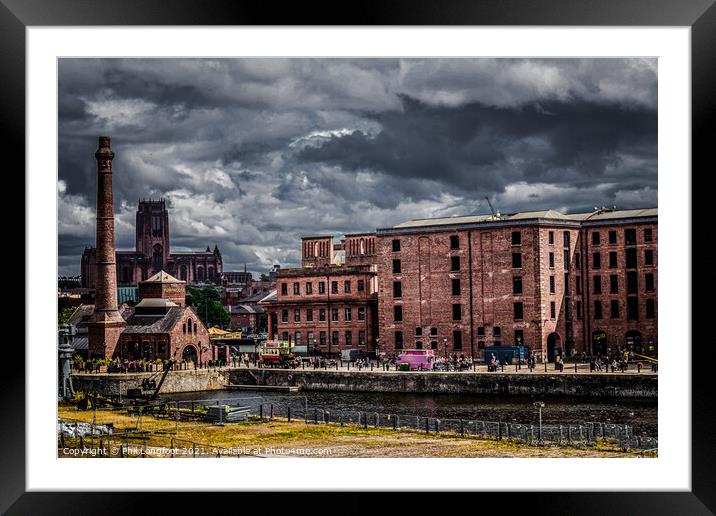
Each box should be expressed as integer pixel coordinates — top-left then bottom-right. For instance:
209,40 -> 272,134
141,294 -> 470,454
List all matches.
57,405 -> 655,458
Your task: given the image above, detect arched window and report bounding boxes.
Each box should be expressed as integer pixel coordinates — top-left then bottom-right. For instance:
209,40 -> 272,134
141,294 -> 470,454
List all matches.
197,266 -> 204,281
187,318 -> 192,334
180,265 -> 187,281
208,266 -> 214,280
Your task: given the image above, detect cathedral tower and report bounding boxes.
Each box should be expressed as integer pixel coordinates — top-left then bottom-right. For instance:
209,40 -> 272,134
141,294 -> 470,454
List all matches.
136,198 -> 170,275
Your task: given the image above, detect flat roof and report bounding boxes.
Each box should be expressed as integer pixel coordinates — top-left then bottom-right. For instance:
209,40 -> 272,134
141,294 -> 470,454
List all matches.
380,208 -> 657,232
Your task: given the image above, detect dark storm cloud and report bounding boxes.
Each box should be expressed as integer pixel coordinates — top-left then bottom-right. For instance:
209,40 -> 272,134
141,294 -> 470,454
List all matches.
58,58 -> 657,276
296,96 -> 656,198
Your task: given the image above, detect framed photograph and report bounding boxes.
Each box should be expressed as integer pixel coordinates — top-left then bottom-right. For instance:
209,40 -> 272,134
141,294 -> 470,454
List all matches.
5,0 -> 713,512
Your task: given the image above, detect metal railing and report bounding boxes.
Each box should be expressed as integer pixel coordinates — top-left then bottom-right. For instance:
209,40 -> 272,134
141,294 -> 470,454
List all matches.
58,396 -> 657,455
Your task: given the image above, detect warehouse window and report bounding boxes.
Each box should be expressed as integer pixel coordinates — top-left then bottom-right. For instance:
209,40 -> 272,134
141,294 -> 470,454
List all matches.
610,300 -> 619,319
453,331 -> 463,350
645,273 -> 654,291
452,278 -> 461,296
512,253 -> 522,269
625,229 -> 637,246
513,276 -> 522,295
610,275 -> 619,294
451,256 -> 460,271
644,250 -> 654,266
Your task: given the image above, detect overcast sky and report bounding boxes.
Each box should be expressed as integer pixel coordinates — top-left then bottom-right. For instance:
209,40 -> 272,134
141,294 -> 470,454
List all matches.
58,58 -> 657,277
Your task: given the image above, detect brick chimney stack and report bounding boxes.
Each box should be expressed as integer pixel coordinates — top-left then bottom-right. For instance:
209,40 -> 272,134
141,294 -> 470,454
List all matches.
88,136 -> 126,359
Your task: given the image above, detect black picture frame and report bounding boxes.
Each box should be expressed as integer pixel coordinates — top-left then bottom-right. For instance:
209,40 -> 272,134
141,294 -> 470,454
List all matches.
3,0 -> 712,512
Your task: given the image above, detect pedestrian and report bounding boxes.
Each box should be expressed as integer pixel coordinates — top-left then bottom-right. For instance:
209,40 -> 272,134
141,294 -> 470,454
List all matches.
489,353 -> 497,372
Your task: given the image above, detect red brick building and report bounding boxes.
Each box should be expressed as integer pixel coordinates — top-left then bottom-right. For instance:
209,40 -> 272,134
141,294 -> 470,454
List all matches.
376,208 -> 657,361
116,271 -> 211,364
227,289 -> 271,333
261,233 -> 379,357
74,270 -> 213,364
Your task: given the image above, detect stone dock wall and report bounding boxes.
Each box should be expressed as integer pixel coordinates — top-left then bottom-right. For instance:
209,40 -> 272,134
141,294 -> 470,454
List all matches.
73,368 -> 656,398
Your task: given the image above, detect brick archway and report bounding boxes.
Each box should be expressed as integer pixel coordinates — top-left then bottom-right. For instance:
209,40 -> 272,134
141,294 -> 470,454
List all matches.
546,332 -> 561,362
182,344 -> 198,364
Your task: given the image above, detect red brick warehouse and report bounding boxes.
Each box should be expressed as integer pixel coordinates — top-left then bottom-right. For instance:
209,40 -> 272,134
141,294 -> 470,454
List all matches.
261,234 -> 379,358
375,208 -> 657,362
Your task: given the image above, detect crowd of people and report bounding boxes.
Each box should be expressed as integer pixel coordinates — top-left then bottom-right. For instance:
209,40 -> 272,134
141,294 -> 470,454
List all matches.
588,348 -> 654,373
75,346 -> 655,374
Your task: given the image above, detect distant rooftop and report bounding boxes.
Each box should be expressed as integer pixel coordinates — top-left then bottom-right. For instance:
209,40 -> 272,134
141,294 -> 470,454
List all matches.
384,208 -> 657,231
141,270 -> 184,284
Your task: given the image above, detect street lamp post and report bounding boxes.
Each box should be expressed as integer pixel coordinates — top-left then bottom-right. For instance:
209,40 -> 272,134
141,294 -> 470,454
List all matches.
534,401 -> 545,443
205,289 -> 210,328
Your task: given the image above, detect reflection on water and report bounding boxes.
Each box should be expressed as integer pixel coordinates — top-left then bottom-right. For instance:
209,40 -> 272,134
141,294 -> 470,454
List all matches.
167,390 -> 657,437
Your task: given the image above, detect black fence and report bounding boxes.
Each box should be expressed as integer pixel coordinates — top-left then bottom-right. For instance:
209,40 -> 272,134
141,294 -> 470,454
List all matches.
246,402 -> 657,451
58,396 -> 658,455
147,396 -> 657,451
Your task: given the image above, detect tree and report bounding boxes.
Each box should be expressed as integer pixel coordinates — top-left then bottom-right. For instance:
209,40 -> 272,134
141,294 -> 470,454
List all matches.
186,286 -> 230,328
59,306 -> 77,327
259,273 -> 270,282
